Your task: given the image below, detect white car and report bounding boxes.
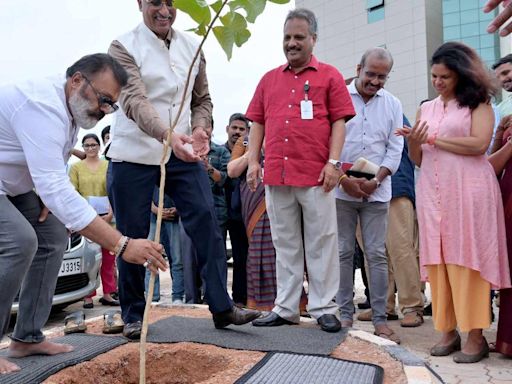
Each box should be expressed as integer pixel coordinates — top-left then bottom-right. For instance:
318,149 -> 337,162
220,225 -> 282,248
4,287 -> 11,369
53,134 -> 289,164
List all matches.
11,233 -> 102,313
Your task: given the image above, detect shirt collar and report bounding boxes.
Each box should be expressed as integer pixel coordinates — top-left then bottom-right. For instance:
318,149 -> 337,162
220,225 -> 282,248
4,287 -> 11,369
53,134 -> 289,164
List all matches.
348,79 -> 384,98
281,55 -> 319,72
139,22 -> 175,48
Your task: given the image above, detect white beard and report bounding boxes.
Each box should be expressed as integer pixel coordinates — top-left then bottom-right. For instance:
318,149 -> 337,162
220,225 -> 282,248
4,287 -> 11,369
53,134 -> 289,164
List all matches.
69,92 -> 98,129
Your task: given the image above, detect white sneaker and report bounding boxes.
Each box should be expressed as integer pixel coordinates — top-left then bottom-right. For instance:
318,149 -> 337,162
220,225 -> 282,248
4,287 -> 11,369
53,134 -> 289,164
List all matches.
172,299 -> 184,305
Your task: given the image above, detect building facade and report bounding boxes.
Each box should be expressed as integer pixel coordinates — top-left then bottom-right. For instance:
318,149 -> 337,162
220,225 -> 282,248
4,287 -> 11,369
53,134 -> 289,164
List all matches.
295,0 -> 509,119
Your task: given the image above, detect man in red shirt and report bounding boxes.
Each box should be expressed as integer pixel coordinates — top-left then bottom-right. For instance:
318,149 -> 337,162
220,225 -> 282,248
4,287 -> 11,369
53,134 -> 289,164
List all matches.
246,8 -> 355,332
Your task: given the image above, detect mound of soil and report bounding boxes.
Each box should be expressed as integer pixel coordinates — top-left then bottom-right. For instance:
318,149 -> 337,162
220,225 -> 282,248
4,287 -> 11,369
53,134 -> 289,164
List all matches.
43,306 -> 407,384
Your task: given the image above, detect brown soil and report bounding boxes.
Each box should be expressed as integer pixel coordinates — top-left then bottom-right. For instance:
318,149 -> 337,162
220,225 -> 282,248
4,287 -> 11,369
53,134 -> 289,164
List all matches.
43,306 -> 407,384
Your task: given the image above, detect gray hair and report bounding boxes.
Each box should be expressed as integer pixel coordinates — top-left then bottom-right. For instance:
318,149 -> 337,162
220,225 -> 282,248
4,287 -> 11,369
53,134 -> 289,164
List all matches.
284,8 -> 318,36
359,47 -> 394,69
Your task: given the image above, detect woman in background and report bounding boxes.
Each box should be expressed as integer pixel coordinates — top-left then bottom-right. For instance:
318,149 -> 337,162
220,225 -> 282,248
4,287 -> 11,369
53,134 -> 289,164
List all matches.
69,133 -> 117,308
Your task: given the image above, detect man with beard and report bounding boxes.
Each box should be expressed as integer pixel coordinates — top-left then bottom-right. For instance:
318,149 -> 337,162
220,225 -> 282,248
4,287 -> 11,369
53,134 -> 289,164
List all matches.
247,8 -> 355,333
107,0 -> 260,338
0,53 -> 168,375
493,55 -> 512,118
224,113 -> 250,306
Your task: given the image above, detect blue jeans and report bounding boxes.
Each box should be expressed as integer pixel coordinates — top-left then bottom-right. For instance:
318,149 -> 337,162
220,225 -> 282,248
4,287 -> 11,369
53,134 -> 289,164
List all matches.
145,217 -> 184,301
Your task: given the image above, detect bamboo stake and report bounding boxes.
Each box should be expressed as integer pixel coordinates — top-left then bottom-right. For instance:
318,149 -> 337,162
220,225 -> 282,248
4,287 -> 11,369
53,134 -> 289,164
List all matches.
139,2 -> 229,382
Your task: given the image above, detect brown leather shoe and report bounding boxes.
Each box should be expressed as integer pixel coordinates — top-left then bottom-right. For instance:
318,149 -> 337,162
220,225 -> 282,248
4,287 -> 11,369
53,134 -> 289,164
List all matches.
212,306 -> 261,329
357,310 -> 399,322
400,312 -> 424,328
453,338 -> 490,363
430,333 -> 461,356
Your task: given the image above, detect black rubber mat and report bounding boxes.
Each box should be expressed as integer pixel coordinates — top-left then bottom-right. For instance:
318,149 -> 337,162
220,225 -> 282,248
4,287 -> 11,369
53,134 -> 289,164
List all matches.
0,334 -> 127,384
235,352 -> 384,384
147,316 -> 348,355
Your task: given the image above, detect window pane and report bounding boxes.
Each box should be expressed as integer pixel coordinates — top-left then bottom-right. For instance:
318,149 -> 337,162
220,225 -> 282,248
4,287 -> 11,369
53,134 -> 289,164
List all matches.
444,25 -> 461,40
367,0 -> 384,9
460,22 -> 479,37
462,36 -> 480,50
480,47 -> 498,63
443,0 -> 460,13
460,9 -> 479,24
368,6 -> 385,23
480,33 -> 496,49
479,8 -> 497,21
443,12 -> 460,27
460,0 -> 478,10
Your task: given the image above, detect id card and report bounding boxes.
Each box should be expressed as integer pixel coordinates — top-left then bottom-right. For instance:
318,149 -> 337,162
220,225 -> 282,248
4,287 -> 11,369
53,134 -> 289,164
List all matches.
300,100 -> 313,120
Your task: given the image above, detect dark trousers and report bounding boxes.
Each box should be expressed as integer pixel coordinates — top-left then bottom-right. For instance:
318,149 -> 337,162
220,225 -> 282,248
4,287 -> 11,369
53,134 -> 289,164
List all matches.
227,219 -> 248,304
110,155 -> 232,323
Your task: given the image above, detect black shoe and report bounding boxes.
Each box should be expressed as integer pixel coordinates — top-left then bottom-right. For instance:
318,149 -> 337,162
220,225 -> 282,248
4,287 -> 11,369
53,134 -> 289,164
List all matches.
317,314 -> 341,333
123,321 -> 142,340
83,300 -> 94,309
423,303 -> 432,317
252,311 -> 294,327
212,306 -> 261,329
357,299 -> 371,310
99,297 -> 120,306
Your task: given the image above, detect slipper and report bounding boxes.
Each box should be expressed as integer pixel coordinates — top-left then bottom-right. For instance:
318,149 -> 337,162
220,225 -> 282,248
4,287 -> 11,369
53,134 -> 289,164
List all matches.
103,309 -> 124,334
64,311 -> 87,334
374,329 -> 401,344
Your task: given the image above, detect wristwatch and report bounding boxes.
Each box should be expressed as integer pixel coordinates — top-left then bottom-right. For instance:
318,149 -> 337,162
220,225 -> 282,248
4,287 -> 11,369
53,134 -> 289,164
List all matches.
207,166 -> 215,177
372,177 -> 381,188
328,159 -> 342,170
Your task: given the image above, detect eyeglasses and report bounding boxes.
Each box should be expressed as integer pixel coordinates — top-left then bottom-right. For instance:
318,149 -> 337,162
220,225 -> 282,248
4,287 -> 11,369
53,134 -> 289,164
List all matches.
364,71 -> 389,82
146,0 -> 173,8
83,144 -> 99,149
81,74 -> 119,114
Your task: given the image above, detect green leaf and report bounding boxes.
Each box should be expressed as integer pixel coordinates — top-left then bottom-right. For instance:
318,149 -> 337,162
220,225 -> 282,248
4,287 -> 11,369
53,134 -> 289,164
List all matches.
228,0 -> 266,23
268,0 -> 291,4
174,0 -> 211,26
213,11 -> 251,59
209,0 -> 223,14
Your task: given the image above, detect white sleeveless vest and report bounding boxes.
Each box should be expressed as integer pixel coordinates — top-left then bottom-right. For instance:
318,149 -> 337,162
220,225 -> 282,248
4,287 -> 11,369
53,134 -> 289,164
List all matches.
109,23 -> 200,165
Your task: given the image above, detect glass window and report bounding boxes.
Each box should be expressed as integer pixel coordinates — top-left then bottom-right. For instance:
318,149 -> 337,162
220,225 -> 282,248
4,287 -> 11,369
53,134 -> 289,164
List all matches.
444,25 -> 461,40
443,0 -> 460,13
480,33 -> 496,49
461,22 -> 479,37
480,20 -> 490,34
460,9 -> 479,24
368,6 -> 385,23
443,12 -> 460,27
462,36 -> 480,50
367,0 -> 384,9
479,8 -> 497,21
480,47 -> 498,63
460,0 -> 479,10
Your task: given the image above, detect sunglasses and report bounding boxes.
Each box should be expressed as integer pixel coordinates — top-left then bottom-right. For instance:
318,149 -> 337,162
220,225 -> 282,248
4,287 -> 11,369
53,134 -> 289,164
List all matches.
146,0 -> 173,7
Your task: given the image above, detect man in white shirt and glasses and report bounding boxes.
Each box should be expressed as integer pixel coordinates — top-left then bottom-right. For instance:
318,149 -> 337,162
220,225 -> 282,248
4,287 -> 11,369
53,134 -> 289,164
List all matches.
335,47 -> 404,343
0,53 -> 167,375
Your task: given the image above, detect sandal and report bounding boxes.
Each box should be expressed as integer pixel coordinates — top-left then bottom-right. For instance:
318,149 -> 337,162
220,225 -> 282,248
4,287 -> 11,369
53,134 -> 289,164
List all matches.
99,297 -> 120,306
102,309 -> 124,334
374,328 -> 401,344
64,311 -> 87,334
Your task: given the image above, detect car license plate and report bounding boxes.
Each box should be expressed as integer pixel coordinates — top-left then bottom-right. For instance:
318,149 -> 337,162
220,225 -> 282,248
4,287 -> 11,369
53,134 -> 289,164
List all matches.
59,258 -> 82,277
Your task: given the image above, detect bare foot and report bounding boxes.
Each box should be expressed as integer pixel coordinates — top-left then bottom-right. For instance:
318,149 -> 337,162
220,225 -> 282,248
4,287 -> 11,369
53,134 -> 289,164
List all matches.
0,357 -> 20,374
8,340 -> 74,358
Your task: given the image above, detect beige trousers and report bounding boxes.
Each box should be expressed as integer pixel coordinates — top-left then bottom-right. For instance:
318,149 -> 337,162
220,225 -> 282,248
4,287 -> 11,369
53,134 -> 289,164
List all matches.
265,185 -> 340,322
427,263 -> 490,332
385,197 -> 424,314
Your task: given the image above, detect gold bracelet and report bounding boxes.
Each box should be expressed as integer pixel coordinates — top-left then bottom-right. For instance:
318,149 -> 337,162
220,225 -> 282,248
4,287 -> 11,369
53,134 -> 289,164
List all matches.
338,174 -> 348,184
114,235 -> 127,255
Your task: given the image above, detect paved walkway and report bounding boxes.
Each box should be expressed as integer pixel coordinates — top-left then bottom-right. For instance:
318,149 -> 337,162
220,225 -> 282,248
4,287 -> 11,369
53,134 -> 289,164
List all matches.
4,264 -> 511,383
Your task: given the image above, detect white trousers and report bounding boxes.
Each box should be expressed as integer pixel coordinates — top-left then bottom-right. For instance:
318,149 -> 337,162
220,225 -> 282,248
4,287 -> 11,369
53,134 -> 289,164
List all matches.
265,185 -> 340,322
